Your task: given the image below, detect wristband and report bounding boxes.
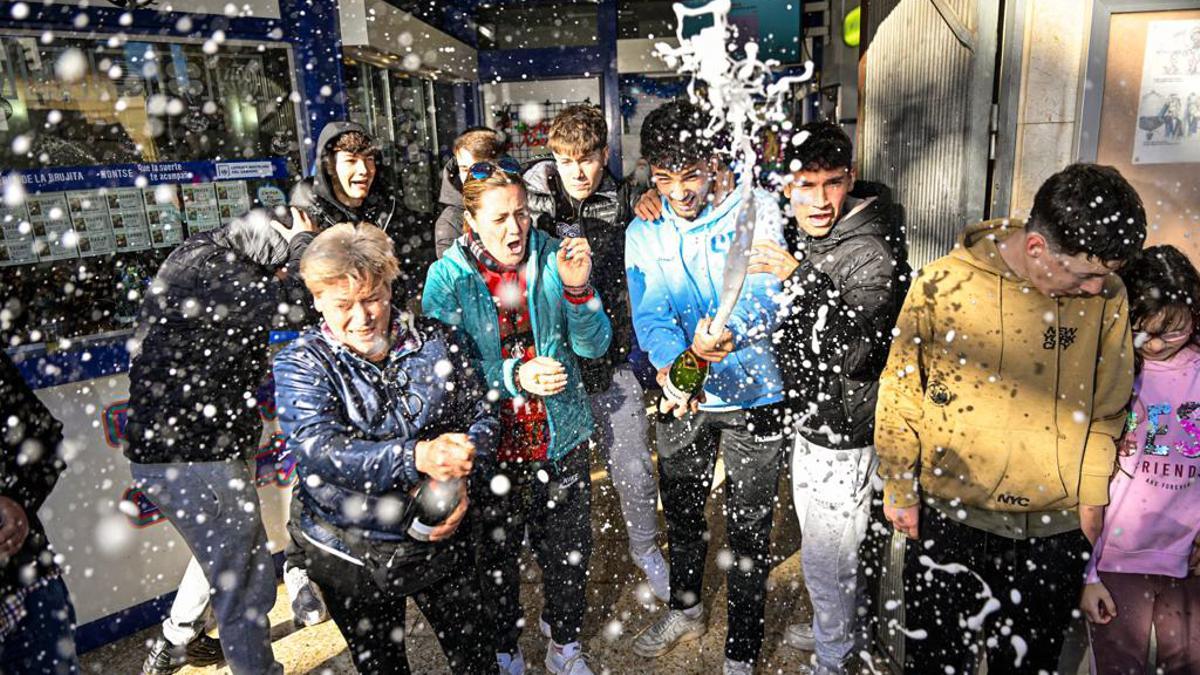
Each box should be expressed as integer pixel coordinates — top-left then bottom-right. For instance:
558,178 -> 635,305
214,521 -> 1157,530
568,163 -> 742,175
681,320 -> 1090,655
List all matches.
513,361 -> 527,394
563,283 -> 594,305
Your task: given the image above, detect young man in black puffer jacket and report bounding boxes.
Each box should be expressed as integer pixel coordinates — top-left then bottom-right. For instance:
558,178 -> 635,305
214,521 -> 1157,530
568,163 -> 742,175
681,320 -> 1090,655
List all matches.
125,210 -> 312,675
0,351 -> 77,674
287,121 -> 424,313
522,105 -> 669,604
748,121 -> 910,674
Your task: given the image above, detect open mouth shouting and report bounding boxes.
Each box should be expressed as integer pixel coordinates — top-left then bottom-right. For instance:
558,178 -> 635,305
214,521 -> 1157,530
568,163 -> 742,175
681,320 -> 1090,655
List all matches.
807,210 -> 834,229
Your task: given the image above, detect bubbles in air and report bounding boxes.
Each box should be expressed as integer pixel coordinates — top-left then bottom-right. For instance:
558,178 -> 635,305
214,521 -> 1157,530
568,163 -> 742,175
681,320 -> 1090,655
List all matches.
54,48 -> 88,83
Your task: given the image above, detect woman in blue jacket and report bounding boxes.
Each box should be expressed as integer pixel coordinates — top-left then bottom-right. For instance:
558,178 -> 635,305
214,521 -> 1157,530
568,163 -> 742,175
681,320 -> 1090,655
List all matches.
422,158 -> 611,675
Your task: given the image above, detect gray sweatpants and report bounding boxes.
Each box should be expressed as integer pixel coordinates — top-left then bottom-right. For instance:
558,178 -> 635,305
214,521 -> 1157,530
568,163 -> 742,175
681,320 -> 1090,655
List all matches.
161,556 -> 211,646
131,459 -> 282,675
791,435 -> 878,669
589,364 -> 660,556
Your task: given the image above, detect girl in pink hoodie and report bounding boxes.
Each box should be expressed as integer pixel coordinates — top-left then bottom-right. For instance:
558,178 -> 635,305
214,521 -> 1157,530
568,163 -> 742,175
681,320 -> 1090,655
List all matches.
1082,245 -> 1200,674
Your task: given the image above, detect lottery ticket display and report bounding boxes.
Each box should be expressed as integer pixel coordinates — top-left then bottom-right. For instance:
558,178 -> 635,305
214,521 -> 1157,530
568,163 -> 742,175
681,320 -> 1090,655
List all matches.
27,193 -> 77,262
215,181 -> 251,225
142,187 -> 185,248
0,202 -> 34,266
182,184 -> 220,234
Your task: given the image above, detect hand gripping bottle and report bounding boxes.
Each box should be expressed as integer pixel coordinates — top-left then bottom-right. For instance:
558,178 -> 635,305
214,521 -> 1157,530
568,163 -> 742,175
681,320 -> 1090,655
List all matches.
662,348 -> 709,406
406,477 -> 463,542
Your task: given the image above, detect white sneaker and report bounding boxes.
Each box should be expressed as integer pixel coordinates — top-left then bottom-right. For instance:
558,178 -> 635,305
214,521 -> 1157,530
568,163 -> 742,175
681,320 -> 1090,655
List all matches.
724,658 -> 754,675
283,565 -> 329,627
496,648 -> 526,675
545,641 -> 593,675
633,547 -> 670,602
631,607 -> 707,658
783,622 -> 815,651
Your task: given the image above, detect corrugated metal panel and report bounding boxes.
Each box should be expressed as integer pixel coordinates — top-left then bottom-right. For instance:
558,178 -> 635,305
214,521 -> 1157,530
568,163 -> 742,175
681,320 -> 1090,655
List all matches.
860,0 -> 999,268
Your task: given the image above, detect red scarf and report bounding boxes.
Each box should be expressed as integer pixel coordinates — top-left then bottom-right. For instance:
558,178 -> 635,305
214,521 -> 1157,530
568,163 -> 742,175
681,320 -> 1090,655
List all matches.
472,256 -> 549,462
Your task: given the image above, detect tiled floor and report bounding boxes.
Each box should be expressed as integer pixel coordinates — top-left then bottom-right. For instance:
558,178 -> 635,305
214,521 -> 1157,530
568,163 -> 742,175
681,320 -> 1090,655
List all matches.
80,456 -> 816,674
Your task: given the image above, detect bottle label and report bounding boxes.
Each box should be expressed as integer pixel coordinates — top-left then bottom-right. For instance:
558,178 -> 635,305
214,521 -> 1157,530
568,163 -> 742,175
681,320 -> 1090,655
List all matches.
407,519 -> 435,542
662,377 -> 693,407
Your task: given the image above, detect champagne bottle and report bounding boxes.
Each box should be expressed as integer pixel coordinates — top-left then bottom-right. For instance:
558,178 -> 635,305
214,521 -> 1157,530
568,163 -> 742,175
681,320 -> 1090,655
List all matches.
663,347 -> 710,405
406,477 -> 462,542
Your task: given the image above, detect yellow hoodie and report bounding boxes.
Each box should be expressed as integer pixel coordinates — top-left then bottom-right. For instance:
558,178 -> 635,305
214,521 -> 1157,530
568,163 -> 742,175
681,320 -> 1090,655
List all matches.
875,219 -> 1134,533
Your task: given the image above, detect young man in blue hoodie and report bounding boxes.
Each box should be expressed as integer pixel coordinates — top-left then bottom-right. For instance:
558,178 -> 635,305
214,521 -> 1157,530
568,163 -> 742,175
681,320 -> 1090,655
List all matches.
625,100 -> 787,675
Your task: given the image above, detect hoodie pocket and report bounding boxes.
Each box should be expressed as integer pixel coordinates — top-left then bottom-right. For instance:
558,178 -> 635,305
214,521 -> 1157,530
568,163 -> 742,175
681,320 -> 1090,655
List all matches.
921,421 -> 1010,505
922,419 -> 1069,509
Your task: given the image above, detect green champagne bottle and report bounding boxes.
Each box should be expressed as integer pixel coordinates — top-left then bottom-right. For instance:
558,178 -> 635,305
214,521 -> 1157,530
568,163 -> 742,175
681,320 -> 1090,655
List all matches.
663,347 -> 710,404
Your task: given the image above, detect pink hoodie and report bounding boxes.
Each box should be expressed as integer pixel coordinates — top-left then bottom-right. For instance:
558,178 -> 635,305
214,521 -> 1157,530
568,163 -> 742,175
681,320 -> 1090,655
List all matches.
1086,346 -> 1200,584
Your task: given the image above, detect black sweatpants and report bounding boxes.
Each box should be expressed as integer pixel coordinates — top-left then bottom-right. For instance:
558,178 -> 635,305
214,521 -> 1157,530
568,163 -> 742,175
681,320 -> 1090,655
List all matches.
475,445 -> 593,652
903,505 -> 1092,675
297,534 -> 494,674
656,404 -> 785,664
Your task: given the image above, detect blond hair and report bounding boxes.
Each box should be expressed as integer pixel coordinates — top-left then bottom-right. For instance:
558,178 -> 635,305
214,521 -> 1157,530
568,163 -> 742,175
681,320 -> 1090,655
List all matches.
548,105 -> 607,157
299,223 -> 399,295
462,168 -> 526,217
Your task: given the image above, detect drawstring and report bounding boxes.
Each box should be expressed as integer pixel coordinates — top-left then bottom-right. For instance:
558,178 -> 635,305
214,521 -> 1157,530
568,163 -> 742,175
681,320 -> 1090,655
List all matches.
998,276 -> 1005,376
1054,298 -> 1069,497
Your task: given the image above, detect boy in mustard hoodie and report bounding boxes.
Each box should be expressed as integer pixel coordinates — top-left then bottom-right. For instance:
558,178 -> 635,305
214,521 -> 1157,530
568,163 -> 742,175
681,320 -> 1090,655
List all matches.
875,163 -> 1146,674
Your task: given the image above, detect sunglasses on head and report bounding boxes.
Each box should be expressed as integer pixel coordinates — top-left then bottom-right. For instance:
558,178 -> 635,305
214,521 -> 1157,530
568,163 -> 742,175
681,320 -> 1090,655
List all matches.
467,156 -> 523,182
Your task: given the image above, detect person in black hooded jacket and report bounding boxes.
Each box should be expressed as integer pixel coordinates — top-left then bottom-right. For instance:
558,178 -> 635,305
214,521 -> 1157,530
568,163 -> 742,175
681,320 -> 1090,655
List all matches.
0,350 -> 78,674
289,121 -> 401,233
125,210 -> 312,675
747,121 -> 910,674
287,122 -> 423,312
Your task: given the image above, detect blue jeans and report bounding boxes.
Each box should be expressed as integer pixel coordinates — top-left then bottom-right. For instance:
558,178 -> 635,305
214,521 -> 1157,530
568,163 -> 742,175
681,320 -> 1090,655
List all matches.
132,460 -> 282,675
0,576 -> 79,674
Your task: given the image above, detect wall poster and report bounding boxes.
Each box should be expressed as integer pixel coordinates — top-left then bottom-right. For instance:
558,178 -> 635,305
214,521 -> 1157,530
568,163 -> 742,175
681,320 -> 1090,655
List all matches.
1133,20 -> 1200,164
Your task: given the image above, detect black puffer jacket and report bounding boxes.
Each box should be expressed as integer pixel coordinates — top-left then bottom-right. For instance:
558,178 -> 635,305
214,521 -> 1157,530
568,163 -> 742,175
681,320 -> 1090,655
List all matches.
1,351 -> 65,603
286,122 -> 427,312
523,158 -> 636,393
775,182 -> 910,449
289,121 -> 402,233
434,158 -> 465,259
124,211 -> 303,464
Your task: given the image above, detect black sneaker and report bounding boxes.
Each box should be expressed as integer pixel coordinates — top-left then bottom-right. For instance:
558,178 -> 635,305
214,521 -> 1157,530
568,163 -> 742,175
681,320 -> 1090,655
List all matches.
141,634 -> 224,675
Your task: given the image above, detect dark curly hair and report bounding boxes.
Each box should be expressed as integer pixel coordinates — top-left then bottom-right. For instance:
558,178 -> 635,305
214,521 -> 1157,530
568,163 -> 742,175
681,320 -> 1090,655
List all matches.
1119,245 -> 1200,338
1028,163 -> 1146,264
784,121 -> 852,172
640,99 -> 718,171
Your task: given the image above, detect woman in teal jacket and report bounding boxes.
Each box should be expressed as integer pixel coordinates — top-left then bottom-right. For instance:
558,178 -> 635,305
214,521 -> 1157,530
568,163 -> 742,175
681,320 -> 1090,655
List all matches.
421,159 -> 608,675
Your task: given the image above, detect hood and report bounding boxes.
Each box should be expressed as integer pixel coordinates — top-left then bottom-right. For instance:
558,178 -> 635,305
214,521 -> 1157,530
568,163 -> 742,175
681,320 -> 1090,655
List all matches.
438,157 -> 463,209
949,217 -> 1026,278
210,209 -> 291,269
806,195 -> 902,253
309,121 -> 384,221
802,180 -> 906,255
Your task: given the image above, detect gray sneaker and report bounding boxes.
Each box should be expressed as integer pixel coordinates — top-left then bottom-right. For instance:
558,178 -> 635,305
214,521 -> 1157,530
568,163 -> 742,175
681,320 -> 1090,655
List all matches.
724,658 -> 754,675
783,622 -> 815,651
631,608 -> 707,658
